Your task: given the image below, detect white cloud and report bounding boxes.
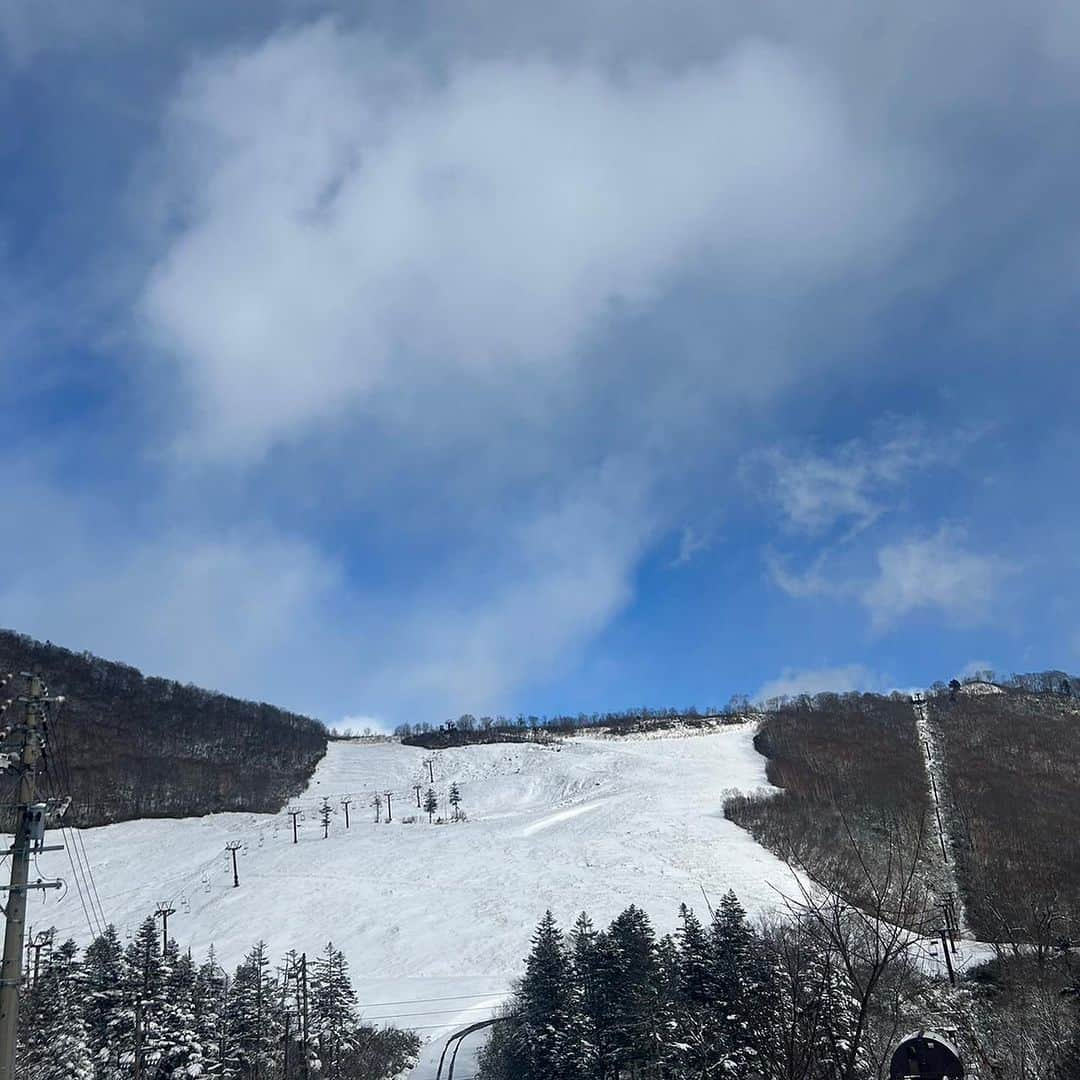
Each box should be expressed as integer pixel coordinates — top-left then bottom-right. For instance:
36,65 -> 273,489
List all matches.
860,528 -> 1011,629
756,663 -> 886,702
373,461 -> 657,715
746,420 -> 946,536
767,526 -> 1012,633
138,21 -> 927,464
0,472 -> 341,715
671,525 -> 709,567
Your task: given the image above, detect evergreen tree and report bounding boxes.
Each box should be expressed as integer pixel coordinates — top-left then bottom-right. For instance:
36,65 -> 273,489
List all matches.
569,913 -> 605,1078
195,947 -> 233,1080
606,906 -> 660,1076
109,917 -> 169,1080
82,925 -> 125,1067
709,890 -> 768,1072
516,911 -> 585,1080
310,942 -> 359,1080
17,938 -> 94,1080
228,942 -> 280,1080
449,782 -> 462,822
156,943 -> 205,1080
424,788 -> 438,823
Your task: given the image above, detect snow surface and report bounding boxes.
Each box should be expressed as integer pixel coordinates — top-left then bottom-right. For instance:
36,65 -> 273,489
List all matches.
958,681 -> 1004,695
24,725 -> 800,1076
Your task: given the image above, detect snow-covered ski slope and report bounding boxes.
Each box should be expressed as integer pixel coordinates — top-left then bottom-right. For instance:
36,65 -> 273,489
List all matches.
25,724 -> 797,1070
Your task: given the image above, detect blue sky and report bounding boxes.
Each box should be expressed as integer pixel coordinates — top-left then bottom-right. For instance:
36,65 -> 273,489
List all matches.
3,2 -> 1080,728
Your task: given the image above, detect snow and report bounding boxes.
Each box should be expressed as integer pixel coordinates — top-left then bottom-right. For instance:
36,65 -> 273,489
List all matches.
958,681 -> 1004,695
18,724 -> 799,1077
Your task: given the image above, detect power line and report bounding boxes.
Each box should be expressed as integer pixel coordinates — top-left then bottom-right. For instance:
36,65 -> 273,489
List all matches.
49,703 -> 108,929
357,992 -> 512,1008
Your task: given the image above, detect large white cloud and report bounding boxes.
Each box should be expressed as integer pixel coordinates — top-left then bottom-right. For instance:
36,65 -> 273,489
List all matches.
138,21 -> 927,464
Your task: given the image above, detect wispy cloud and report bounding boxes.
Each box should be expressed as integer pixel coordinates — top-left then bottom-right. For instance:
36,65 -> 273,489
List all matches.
670,525 -> 710,567
768,526 -> 1013,632
744,419 -> 951,537
756,663 -> 887,702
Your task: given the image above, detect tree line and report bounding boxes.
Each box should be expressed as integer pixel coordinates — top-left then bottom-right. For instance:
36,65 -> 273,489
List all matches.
479,893 -> 1080,1080
396,702 -> 747,747
16,921 -> 417,1080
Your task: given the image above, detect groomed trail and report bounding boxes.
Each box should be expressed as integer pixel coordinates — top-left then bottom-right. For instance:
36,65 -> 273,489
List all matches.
26,726 -> 802,1076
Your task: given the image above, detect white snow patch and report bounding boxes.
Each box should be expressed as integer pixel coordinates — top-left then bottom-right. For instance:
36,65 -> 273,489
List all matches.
958,681 -> 1004,695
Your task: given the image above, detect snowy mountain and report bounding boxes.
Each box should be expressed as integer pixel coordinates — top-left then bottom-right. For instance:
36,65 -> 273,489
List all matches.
23,725 -> 799,1076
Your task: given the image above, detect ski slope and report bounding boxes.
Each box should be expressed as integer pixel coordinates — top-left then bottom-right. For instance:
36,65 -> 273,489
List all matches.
22,724 -> 799,1076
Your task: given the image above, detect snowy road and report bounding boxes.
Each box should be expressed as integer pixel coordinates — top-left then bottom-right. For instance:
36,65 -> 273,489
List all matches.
15,724 -> 798,1074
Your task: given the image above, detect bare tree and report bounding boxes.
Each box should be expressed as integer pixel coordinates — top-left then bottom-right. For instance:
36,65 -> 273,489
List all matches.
777,811 -> 938,1080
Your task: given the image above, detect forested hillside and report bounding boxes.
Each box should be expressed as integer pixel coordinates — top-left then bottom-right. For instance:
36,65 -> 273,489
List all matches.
725,674 -> 1080,950
0,630 -> 327,826
927,680 -> 1080,950
724,692 -> 929,890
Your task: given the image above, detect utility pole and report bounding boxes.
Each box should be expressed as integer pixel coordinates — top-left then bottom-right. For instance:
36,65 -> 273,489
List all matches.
0,674 -> 64,1080
300,952 -> 310,1080
384,791 -> 393,822
288,808 -> 303,844
414,784 -> 423,808
154,902 -> 176,954
26,930 -> 52,989
425,758 -> 435,783
340,796 -> 352,829
225,841 -> 243,888
940,927 -> 956,986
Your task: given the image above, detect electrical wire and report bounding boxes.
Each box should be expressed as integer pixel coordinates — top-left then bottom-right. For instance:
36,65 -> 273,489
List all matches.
49,700 -> 108,929
39,749 -> 98,939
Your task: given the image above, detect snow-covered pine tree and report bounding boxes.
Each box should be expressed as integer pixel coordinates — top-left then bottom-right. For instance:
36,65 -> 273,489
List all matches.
516,911 -> 587,1080
82,925 -> 125,1068
194,947 -> 232,1079
709,889 -> 772,1071
227,941 -> 281,1080
310,942 -> 359,1080
675,903 -> 711,1008
606,905 -> 660,1076
16,937 -> 94,1080
568,911 -> 602,1075
156,943 -> 205,1080
108,917 -> 169,1080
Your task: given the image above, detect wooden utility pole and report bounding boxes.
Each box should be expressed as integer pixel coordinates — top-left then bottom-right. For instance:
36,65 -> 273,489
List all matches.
154,903 -> 176,954
288,808 -> 302,844
225,841 -> 243,888
0,674 -> 64,1080
340,796 -> 352,829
